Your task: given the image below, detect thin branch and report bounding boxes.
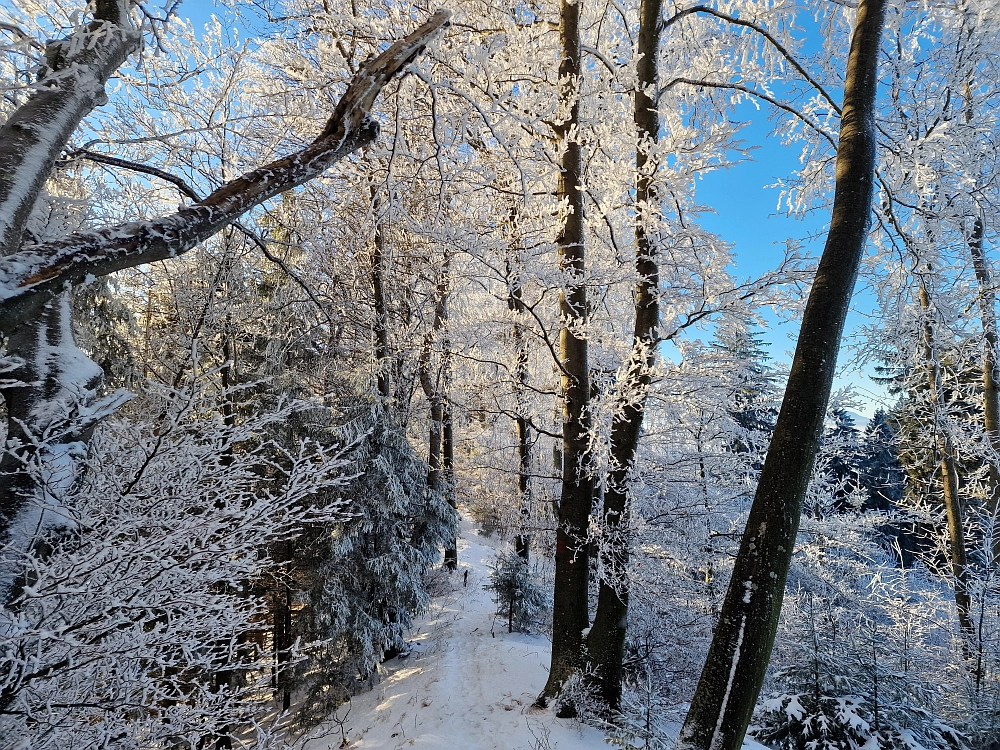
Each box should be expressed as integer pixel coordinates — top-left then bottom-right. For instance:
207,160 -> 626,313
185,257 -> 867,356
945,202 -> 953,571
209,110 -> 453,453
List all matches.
663,77 -> 838,150
662,5 -> 842,116
63,149 -> 337,326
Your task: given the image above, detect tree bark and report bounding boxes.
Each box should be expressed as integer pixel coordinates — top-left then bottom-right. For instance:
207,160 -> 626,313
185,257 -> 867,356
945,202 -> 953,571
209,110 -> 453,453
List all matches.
585,0 -> 661,710
967,217 -> 1000,559
537,0 -> 593,714
917,280 -> 975,643
0,294 -> 128,573
676,0 -> 886,745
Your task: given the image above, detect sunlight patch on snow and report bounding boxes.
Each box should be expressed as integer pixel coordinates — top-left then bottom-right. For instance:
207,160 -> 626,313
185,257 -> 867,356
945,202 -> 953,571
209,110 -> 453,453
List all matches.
305,518 -> 609,750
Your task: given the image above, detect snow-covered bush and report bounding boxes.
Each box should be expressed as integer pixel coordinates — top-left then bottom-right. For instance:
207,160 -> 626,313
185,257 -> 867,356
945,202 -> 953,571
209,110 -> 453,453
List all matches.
486,549 -> 548,633
753,687 -> 967,750
754,581 -> 965,750
600,668 -> 674,750
0,380 -> 353,749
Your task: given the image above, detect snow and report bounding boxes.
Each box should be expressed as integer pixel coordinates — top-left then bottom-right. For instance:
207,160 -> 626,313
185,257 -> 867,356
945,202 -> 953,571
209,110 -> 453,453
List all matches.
0,104 -> 77,249
306,517 -> 609,750
710,613 -> 747,750
303,518 -> 780,750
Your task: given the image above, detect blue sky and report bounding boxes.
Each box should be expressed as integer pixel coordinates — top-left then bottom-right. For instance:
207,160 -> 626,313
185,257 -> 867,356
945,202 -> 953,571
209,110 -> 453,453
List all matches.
694,110 -> 891,418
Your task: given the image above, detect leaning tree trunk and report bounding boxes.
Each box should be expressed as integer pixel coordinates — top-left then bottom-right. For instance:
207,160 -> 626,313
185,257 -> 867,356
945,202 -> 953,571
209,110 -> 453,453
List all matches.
917,280 -> 975,643
585,0 -> 661,710
536,0 -> 593,713
676,0 -> 886,745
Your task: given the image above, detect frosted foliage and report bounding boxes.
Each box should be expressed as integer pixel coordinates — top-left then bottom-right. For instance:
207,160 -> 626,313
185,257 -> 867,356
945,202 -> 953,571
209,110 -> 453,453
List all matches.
756,535 -> 967,750
0,380 -> 354,750
486,548 -> 549,633
287,407 -> 455,730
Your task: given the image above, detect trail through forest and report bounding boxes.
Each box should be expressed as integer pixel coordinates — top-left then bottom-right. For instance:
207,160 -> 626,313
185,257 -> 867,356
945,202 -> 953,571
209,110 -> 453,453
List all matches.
306,518 -> 608,749
306,518 -> 772,750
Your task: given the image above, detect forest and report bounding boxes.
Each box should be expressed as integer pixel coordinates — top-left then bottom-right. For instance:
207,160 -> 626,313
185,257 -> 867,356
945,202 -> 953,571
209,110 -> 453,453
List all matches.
0,0 -> 998,748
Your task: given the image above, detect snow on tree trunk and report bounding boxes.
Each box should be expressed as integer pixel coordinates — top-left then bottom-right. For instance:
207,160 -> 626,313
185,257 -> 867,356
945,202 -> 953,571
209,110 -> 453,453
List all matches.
537,0 -> 593,714
0,1 -> 140,256
675,0 -> 887,745
585,0 -> 662,711
0,293 -> 129,596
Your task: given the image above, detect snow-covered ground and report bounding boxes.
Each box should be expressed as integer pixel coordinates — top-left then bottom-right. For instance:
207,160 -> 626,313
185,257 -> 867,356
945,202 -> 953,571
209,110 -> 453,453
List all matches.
306,518 -> 771,750
306,517 -> 608,749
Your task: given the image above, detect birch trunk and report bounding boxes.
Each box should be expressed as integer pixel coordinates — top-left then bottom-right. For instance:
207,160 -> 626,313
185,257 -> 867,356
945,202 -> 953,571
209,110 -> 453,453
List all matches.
676,0 -> 886,744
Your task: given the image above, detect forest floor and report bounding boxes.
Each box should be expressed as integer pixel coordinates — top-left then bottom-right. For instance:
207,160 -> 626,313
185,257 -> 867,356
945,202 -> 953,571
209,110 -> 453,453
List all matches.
305,517 -> 609,749
305,517 -> 771,750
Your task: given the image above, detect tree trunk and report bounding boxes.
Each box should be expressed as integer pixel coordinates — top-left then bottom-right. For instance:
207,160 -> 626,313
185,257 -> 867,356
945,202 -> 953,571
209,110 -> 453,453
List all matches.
420,262 -> 458,569
676,0 -> 886,745
509,266 -> 533,562
0,1 -> 140,255
585,0 -> 661,710
272,581 -> 293,712
421,363 -> 443,492
443,398 -> 458,570
0,294 -> 127,597
967,217 -> 1000,559
537,0 -> 593,713
371,186 -> 392,401
917,280 -> 975,643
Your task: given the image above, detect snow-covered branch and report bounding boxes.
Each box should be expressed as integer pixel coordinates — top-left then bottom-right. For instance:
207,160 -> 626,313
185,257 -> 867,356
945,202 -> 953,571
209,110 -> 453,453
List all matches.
0,9 -> 451,336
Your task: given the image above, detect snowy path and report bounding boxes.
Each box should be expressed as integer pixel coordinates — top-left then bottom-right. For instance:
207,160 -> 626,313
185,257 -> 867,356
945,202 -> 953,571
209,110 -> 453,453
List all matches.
306,519 -> 609,750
